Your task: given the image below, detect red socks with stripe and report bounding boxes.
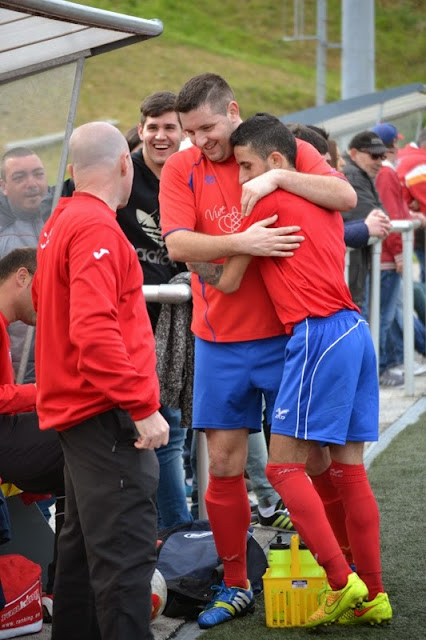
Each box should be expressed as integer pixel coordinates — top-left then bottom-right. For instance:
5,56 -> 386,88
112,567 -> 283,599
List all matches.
204,473 -> 251,589
329,461 -> 384,599
266,463 -> 351,590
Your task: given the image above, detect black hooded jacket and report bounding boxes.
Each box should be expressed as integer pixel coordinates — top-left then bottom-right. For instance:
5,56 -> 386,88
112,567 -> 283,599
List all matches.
116,150 -> 186,330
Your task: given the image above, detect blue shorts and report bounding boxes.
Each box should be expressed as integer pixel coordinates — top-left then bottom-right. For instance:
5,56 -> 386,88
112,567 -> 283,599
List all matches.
193,335 -> 289,431
271,310 -> 379,445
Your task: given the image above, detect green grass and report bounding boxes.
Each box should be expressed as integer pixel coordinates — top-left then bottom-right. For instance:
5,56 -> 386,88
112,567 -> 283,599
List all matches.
197,413 -> 426,640
1,1 -> 424,181
70,0 -> 425,133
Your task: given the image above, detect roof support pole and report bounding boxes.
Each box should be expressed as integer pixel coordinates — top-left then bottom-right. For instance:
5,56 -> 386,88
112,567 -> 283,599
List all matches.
341,0 -> 375,99
51,56 -> 85,213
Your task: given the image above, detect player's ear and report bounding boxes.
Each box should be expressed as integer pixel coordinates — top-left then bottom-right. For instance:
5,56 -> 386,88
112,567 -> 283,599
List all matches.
227,101 -> 240,123
269,151 -> 285,169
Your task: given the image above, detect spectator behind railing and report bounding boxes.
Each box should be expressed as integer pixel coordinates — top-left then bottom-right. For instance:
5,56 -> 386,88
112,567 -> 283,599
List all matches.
0,148 -> 50,382
396,126 -> 426,283
341,131 -> 392,312
372,123 -> 426,382
117,91 -> 192,530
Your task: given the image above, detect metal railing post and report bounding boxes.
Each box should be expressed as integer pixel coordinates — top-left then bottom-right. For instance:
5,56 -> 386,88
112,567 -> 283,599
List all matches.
196,431 -> 209,520
401,226 -> 415,394
369,240 -> 382,372
345,219 -> 420,395
142,282 -> 211,516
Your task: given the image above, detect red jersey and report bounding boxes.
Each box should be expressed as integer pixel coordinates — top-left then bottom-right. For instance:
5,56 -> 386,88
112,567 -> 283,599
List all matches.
239,191 -> 358,334
32,192 -> 160,431
160,139 -> 344,342
0,312 -> 36,414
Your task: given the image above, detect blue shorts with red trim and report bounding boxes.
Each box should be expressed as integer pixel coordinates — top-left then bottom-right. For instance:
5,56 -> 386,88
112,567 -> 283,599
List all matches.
192,335 -> 289,431
271,310 -> 379,445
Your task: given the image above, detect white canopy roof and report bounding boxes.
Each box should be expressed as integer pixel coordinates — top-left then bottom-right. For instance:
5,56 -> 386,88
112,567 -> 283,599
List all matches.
0,0 -> 163,84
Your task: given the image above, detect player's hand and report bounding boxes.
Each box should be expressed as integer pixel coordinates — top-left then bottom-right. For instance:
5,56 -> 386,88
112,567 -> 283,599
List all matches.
237,215 -> 304,257
134,411 -> 169,450
241,170 -> 283,216
365,209 -> 392,239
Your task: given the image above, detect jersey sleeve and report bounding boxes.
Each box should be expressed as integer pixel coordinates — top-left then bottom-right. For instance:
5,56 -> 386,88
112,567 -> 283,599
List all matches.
159,150 -> 198,236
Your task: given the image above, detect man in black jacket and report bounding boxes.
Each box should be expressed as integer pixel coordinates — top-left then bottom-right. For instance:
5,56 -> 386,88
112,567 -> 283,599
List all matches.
117,92 -> 192,529
342,131 -> 390,308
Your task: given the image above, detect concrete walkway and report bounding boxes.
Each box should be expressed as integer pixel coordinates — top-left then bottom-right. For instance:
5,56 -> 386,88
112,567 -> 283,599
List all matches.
24,366 -> 426,640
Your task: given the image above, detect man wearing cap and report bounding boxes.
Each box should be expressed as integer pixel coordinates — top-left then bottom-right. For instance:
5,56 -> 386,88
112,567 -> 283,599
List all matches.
341,131 -> 390,311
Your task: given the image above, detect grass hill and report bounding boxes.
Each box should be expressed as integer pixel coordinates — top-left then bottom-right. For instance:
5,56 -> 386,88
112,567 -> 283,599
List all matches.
74,0 -> 425,134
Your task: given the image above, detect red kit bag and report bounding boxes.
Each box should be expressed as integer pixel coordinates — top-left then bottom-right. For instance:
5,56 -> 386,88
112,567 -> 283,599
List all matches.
0,555 -> 43,638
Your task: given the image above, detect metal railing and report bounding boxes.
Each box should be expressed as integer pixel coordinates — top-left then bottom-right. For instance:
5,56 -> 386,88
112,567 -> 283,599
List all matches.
346,219 -> 421,395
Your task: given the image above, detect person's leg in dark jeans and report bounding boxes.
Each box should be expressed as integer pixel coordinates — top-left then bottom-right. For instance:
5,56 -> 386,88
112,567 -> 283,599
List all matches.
156,406 -> 192,529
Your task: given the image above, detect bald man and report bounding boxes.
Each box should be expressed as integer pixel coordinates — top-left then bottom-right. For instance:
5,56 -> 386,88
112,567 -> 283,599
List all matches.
32,122 -> 169,640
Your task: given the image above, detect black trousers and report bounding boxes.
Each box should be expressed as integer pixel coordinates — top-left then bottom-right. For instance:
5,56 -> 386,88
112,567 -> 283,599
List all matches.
52,409 -> 159,640
0,411 -> 65,593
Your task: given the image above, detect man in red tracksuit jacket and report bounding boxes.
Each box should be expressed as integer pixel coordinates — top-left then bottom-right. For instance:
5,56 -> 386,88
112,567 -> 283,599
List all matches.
32,122 -> 169,640
0,247 -> 64,605
396,127 -> 426,282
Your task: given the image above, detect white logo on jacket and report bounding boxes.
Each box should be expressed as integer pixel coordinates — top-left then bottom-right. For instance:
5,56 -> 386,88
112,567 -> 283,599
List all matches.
93,248 -> 110,260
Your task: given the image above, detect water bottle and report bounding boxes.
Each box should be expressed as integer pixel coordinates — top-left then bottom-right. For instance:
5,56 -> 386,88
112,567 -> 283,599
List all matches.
267,535 -> 291,577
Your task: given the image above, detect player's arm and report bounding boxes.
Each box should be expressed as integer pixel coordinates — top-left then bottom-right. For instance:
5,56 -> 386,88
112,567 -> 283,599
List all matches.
241,140 -> 357,216
187,253 -> 252,294
165,216 -> 303,263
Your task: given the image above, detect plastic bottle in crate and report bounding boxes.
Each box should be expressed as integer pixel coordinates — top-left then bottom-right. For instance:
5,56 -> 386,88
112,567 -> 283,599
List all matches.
267,535 -> 291,577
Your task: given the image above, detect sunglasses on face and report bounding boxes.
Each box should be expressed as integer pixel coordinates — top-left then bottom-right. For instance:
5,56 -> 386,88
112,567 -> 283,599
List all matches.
360,149 -> 386,161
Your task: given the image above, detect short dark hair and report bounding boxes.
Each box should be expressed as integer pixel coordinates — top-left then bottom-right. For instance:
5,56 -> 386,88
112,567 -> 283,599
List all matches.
306,124 -> 329,141
1,147 -> 38,181
0,247 -> 37,283
286,123 -> 329,156
140,91 -> 178,127
230,113 -> 297,167
124,125 -> 141,152
176,73 -> 234,115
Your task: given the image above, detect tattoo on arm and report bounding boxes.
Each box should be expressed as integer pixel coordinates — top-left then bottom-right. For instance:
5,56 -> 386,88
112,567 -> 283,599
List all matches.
189,262 -> 224,285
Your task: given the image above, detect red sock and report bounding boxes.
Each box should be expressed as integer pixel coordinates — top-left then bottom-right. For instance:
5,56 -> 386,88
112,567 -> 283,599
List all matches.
329,461 -> 383,599
266,463 -> 351,590
204,473 -> 251,589
311,467 -> 353,565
